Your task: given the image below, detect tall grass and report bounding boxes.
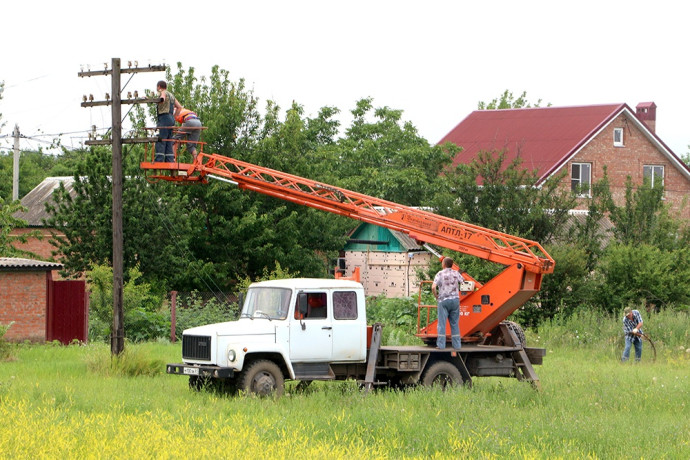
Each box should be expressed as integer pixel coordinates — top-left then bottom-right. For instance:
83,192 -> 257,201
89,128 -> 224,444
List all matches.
0,312 -> 688,459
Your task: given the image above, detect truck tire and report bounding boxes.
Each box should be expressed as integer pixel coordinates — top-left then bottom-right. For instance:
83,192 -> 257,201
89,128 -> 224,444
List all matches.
238,360 -> 285,397
421,361 -> 463,389
502,320 -> 526,346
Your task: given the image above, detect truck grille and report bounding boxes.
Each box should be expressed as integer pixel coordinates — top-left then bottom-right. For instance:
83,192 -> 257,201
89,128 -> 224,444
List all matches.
182,335 -> 212,360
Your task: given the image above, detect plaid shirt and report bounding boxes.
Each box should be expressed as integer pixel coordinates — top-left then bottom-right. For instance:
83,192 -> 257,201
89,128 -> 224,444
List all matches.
623,310 -> 643,335
433,268 -> 465,302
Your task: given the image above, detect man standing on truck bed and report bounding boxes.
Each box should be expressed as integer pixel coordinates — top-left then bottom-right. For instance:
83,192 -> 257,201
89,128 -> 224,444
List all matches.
432,257 -> 464,350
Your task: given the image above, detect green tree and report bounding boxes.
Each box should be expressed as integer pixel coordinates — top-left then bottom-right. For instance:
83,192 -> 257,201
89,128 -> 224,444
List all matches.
0,80 -> 4,132
594,243 -> 690,313
0,149 -> 79,202
164,65 -> 350,284
0,197 -> 40,257
477,90 -> 546,110
566,170 -> 615,271
45,145 -> 192,290
330,97 -> 452,206
608,177 -> 687,250
432,148 -> 575,243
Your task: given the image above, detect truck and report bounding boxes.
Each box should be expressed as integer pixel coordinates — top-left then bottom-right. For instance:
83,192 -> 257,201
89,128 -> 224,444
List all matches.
142,145 -> 554,395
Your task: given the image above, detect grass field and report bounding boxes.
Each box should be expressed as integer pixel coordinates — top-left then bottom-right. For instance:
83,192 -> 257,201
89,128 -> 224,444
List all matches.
1,335 -> 688,460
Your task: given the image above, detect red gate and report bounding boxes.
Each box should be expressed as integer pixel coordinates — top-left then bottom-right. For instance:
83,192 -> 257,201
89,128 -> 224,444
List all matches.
47,280 -> 88,344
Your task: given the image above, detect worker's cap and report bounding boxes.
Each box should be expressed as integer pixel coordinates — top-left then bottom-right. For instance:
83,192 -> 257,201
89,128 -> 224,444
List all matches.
623,307 -> 632,315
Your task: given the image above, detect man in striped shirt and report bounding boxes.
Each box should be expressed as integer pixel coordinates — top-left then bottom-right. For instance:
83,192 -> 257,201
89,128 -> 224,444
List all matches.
431,257 -> 464,350
621,307 -> 644,362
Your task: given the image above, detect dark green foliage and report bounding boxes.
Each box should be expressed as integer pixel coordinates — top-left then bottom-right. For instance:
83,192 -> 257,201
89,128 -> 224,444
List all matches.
517,244 -> 592,327
86,265 -> 166,342
174,294 -> 239,339
433,148 -> 575,244
365,296 -> 423,345
477,90 -> 546,110
594,244 -> 690,313
0,149 -> 79,202
609,177 -> 689,250
0,197 -> 41,257
44,146 -> 192,288
0,321 -> 15,360
332,98 -> 452,206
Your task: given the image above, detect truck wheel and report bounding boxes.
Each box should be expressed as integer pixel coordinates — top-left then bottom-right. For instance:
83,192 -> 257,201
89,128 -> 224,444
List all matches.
421,361 -> 463,389
238,360 -> 285,397
502,320 -> 526,345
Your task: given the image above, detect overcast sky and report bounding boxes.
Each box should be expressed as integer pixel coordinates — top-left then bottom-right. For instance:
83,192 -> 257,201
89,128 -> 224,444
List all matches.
1,1 -> 688,157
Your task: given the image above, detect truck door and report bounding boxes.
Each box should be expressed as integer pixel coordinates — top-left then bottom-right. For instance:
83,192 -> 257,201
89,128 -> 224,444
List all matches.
331,290 -> 365,361
290,291 -> 333,361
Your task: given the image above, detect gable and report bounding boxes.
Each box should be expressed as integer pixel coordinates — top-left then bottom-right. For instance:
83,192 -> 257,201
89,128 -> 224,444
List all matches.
545,109 -> 690,185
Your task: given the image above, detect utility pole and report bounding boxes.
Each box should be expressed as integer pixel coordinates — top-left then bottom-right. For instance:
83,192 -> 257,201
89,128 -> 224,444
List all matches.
12,125 -> 20,202
78,58 -> 165,356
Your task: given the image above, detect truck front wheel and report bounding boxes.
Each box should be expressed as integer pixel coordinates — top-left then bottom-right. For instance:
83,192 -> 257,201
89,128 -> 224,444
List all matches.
421,361 -> 462,390
238,360 -> 285,397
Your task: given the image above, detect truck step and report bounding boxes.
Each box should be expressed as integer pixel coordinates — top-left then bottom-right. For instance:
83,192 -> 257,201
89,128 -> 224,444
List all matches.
293,363 -> 335,380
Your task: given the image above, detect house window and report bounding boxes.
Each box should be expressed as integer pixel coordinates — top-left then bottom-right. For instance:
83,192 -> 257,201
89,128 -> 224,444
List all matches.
571,163 -> 591,196
643,165 -> 664,188
613,128 -> 624,147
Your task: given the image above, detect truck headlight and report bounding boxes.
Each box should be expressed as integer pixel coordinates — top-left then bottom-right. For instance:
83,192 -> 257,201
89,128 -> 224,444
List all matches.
227,349 -> 237,362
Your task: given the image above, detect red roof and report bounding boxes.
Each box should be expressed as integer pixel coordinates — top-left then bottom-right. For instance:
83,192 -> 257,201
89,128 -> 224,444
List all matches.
438,104 -> 627,183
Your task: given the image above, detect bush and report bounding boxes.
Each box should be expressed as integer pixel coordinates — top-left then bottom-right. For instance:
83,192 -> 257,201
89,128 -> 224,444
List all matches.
516,244 -> 593,328
87,264 -> 165,342
84,343 -> 164,377
174,293 -> 238,338
0,322 -> 15,361
365,296 -> 423,345
595,244 -> 690,313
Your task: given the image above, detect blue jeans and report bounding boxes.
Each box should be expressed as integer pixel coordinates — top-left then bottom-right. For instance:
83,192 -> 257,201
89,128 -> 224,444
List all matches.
156,114 -> 175,162
437,297 -> 462,349
622,335 -> 642,362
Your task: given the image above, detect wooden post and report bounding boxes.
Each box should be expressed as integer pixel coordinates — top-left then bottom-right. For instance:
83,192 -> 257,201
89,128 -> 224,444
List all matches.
111,57 -> 125,356
170,291 -> 177,343
12,125 -> 20,202
78,59 -> 166,356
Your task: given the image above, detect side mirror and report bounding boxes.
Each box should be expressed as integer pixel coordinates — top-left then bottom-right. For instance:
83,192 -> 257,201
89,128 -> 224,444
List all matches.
297,293 -> 309,316
297,293 -> 308,330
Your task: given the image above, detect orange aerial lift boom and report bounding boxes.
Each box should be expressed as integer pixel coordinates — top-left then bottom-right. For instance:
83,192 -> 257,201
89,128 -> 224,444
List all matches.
141,149 -> 554,344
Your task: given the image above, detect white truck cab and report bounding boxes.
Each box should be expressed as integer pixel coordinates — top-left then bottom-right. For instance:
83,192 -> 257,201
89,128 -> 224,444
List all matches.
168,278 -> 368,393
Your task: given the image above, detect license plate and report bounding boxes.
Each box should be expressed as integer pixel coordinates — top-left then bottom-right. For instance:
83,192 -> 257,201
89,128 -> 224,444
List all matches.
183,367 -> 200,375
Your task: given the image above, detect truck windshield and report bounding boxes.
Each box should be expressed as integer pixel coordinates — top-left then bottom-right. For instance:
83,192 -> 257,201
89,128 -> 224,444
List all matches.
241,287 -> 292,320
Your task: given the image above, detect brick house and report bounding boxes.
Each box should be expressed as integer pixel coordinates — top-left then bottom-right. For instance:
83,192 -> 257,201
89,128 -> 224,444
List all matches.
0,257 -> 88,343
0,258 -> 62,342
340,223 -> 433,297
11,176 -> 75,261
439,102 -> 690,219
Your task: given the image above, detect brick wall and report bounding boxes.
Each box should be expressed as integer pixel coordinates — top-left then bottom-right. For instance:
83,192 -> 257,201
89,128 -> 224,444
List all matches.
0,271 -> 49,342
344,251 -> 433,297
561,114 -> 690,220
9,228 -> 63,261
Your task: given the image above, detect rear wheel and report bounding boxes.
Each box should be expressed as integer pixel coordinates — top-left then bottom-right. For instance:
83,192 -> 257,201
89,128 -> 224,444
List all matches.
238,360 -> 285,397
501,320 -> 526,346
421,361 -> 463,390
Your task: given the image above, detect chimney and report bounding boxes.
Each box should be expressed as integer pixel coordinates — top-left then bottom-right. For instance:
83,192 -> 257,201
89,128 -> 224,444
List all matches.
636,102 -> 656,132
